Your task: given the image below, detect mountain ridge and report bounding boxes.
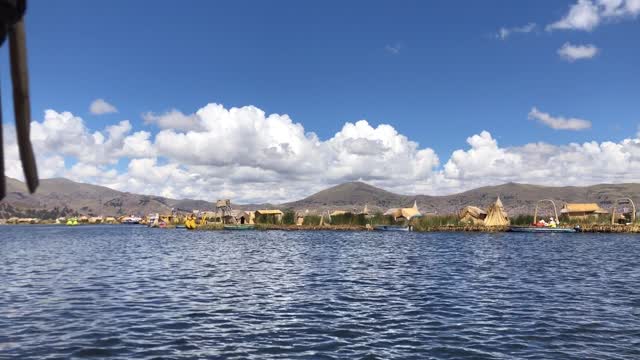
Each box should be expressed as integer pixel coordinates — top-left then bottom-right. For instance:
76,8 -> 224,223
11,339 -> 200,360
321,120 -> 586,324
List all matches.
2,177 -> 640,219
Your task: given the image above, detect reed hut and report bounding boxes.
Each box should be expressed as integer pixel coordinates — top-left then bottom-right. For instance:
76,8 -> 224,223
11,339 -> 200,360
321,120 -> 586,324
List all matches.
560,203 -> 607,220
255,209 -> 284,223
484,197 -> 509,226
384,201 -> 422,221
226,210 -> 253,224
459,206 -> 487,225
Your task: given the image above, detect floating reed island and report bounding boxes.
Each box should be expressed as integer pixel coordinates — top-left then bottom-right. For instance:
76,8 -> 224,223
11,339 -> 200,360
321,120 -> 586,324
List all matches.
4,196 -> 639,234
147,196 -> 640,233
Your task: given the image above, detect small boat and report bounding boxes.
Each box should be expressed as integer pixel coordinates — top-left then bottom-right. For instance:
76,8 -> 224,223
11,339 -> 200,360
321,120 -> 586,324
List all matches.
374,225 -> 410,232
224,224 -> 255,230
66,218 -> 78,226
122,216 -> 142,225
509,226 -> 577,233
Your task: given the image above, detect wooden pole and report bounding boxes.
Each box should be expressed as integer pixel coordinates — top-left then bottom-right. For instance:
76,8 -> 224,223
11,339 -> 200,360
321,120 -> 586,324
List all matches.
9,19 -> 38,193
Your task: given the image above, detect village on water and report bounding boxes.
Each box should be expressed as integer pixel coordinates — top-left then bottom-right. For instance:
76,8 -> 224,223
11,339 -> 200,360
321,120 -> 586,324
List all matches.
2,195 -> 638,233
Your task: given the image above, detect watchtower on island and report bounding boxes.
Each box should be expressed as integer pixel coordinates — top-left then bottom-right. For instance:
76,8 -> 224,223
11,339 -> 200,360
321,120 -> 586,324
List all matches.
216,199 -> 234,224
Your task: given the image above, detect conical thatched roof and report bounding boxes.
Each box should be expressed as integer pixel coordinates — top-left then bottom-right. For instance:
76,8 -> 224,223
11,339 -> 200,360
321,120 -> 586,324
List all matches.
484,197 -> 509,226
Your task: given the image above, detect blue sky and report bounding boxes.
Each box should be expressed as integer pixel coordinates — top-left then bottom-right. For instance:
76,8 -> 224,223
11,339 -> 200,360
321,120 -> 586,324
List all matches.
1,0 -> 640,202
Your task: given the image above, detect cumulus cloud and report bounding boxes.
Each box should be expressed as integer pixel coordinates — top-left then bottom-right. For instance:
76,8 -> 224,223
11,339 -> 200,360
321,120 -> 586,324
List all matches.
437,131 -> 640,193
9,103 -> 640,204
528,107 -> 592,130
89,98 -> 118,115
29,110 -> 149,165
557,42 -> 600,61
142,109 -> 202,131
496,23 -> 537,40
547,0 -> 640,31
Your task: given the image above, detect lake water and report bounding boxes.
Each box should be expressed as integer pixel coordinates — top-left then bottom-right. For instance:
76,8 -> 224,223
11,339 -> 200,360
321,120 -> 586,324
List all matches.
1,225 -> 639,359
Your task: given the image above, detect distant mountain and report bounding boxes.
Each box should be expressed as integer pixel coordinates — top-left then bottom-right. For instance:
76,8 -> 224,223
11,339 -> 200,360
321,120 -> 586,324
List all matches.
281,181 -> 640,215
2,177 -> 640,219
1,177 -> 214,219
283,182 -> 408,210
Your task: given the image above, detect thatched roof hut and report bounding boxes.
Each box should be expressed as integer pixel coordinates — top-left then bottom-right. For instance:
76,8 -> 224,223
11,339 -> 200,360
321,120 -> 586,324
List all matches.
384,201 -> 422,221
255,209 -> 284,223
459,206 -> 487,225
484,197 -> 509,226
560,203 -> 608,219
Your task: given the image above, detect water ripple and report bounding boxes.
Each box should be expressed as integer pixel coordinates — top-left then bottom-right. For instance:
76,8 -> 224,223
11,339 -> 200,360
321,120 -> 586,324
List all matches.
1,226 -> 640,359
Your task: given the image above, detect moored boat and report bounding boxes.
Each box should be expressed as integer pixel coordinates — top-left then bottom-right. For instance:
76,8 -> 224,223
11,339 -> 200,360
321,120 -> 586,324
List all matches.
509,226 -> 577,233
122,216 -> 142,225
373,225 -> 411,232
224,224 -> 255,230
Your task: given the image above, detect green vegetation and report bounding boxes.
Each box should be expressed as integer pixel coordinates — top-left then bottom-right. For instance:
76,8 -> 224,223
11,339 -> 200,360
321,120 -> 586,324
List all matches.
511,214 -> 534,226
255,213 -> 281,224
411,215 -> 460,231
282,210 -> 296,225
329,213 -> 368,226
195,223 -> 224,230
369,212 -> 395,226
561,214 -> 630,225
302,215 -> 322,226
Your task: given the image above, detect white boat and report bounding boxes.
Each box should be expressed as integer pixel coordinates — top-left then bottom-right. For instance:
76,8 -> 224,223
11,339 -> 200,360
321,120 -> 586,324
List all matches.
122,216 -> 142,224
374,225 -> 411,232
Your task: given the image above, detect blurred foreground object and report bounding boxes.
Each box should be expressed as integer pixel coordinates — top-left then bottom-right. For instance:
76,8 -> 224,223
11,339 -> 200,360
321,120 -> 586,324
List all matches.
0,0 -> 38,200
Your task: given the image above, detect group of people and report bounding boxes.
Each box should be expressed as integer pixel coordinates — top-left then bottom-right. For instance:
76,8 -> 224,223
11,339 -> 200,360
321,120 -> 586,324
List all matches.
534,217 -> 558,228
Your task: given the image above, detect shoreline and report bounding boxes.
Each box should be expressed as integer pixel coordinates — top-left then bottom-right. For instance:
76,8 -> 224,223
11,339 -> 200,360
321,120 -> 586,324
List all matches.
3,223 -> 640,233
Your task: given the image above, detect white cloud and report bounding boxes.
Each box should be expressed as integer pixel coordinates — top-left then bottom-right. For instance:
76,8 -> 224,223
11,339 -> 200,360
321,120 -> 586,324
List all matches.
436,131 -> 640,193
2,123 -> 66,180
497,23 -> 537,40
142,109 -> 202,131
384,43 -> 402,54
547,0 -> 640,31
29,110 -> 145,165
9,103 -> 640,204
528,107 -> 592,130
557,42 -> 600,61
89,98 -> 118,115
